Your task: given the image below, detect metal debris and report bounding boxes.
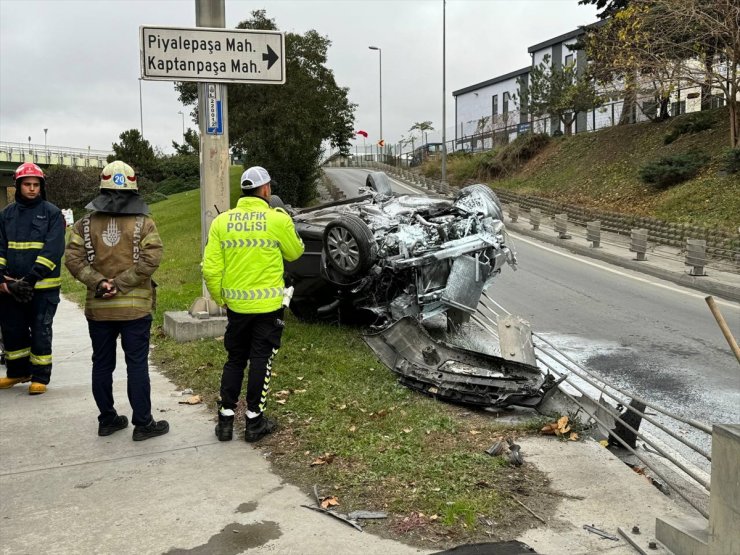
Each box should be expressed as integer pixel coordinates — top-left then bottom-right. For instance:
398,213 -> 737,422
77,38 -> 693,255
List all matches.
347,510 -> 388,520
583,524 -> 620,541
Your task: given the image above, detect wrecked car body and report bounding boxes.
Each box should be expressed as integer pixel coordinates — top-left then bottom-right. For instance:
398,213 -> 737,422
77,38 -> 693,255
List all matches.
284,173 -> 516,328
283,172 -> 549,409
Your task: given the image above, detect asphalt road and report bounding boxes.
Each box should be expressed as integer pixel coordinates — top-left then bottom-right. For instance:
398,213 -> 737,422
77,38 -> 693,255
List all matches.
323,167 -> 740,472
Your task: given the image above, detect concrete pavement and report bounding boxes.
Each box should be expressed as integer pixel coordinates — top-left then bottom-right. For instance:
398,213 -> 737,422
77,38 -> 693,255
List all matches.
0,296 -> 697,554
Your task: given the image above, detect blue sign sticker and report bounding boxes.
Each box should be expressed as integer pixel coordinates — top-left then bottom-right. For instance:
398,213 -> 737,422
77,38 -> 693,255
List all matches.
113,173 -> 126,186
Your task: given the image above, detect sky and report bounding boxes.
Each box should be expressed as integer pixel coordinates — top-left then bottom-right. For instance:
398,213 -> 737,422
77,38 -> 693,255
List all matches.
0,0 -> 597,155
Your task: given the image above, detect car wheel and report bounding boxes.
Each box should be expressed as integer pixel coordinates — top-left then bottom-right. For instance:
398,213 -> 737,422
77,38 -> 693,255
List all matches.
456,184 -> 504,221
269,195 -> 286,209
365,172 -> 393,196
323,214 -> 377,277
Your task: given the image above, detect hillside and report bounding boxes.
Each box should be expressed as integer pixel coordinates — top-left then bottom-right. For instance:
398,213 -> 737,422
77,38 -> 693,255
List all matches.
426,108 -> 739,230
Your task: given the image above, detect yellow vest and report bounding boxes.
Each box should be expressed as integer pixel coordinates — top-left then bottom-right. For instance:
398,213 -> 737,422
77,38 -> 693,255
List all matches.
202,196 -> 304,313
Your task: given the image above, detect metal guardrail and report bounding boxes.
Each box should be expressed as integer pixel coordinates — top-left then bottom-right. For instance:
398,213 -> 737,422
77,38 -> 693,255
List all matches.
0,141 -> 112,169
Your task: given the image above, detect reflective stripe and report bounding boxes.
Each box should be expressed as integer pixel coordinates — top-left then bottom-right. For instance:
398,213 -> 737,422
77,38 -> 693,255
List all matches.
219,239 -> 280,249
36,256 -> 56,271
87,288 -> 152,309
0,257 -> 6,266
30,353 -> 52,365
8,241 -> 44,250
258,348 -> 278,412
35,277 -> 61,289
6,347 -> 31,361
221,287 -> 283,301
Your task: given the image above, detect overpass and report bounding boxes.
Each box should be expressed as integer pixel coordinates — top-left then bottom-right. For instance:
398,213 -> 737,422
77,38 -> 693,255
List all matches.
0,141 -> 112,207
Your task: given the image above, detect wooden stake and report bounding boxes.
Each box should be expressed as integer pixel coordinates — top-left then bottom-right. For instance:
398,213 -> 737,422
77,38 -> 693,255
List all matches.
705,296 -> 740,365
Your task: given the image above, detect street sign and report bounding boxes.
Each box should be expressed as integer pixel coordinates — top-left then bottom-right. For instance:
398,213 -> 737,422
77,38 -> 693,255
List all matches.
206,84 -> 223,135
378,139 -> 385,147
140,25 -> 285,84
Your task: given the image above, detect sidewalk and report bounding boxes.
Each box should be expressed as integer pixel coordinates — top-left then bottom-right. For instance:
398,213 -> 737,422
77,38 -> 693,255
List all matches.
0,297 -> 690,554
505,217 -> 740,304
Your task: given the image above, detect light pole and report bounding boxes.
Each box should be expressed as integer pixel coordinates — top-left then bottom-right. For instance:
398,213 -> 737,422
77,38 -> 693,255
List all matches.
441,0 -> 447,183
138,78 -> 144,139
368,46 -> 382,161
44,128 -> 48,150
177,110 -> 186,144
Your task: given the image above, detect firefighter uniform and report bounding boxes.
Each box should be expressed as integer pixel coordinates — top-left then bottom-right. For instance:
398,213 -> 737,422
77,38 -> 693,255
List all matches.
0,163 -> 64,394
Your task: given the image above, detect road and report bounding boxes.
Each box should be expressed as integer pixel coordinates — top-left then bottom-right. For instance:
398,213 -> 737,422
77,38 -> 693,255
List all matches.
323,167 -> 740,471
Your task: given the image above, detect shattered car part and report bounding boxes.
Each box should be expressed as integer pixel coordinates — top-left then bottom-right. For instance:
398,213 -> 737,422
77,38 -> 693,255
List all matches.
284,175 -> 516,326
364,317 -> 557,409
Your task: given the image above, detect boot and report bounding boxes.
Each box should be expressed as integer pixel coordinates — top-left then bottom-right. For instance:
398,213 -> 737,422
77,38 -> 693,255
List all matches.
0,376 -> 31,389
245,414 -> 278,443
215,411 -> 234,441
98,415 -> 129,437
28,382 -> 47,395
132,419 -> 170,441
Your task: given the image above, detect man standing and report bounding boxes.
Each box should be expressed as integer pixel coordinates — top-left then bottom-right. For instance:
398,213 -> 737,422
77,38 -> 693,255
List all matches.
0,163 -> 64,395
65,160 -> 169,441
203,166 -> 304,443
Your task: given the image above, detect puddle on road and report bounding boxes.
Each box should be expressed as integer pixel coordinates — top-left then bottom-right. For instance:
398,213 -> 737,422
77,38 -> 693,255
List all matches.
164,521 -> 281,554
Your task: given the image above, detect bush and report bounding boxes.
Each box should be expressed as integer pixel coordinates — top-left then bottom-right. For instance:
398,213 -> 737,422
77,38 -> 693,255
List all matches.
44,165 -> 100,211
639,150 -> 710,188
720,147 -> 740,174
156,176 -> 199,196
663,111 -> 716,144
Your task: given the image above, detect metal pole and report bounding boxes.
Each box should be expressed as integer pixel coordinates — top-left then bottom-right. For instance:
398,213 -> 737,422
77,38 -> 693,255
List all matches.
368,46 -> 383,161
44,128 -> 48,149
441,0 -> 447,183
192,0 -> 230,313
178,110 -> 186,143
138,78 -> 144,139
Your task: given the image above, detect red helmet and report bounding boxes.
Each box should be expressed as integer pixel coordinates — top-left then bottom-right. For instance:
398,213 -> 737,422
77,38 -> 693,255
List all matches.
14,162 -> 45,186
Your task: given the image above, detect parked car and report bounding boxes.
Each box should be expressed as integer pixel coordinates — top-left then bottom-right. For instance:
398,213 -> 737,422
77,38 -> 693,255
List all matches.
279,172 -> 514,328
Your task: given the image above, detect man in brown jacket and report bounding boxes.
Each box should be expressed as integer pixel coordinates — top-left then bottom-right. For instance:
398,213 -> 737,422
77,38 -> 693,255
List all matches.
65,160 -> 169,441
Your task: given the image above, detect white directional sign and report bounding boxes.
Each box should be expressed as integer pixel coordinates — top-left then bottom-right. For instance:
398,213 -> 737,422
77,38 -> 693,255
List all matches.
140,25 -> 285,84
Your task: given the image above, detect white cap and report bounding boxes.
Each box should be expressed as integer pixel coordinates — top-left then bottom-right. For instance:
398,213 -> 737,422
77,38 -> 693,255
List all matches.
240,166 -> 271,189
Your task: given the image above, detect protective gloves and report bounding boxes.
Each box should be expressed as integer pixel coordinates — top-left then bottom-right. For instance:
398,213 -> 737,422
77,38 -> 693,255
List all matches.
4,280 -> 34,303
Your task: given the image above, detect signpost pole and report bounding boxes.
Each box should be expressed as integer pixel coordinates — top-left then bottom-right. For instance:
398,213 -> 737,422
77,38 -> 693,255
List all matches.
192,0 -> 230,315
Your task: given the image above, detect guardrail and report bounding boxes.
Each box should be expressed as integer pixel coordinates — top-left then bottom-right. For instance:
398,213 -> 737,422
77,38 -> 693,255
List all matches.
0,141 -> 112,169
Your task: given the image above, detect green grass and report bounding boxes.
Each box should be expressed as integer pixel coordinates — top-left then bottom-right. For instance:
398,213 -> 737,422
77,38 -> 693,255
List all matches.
59,166 -> 551,546
424,107 -> 739,230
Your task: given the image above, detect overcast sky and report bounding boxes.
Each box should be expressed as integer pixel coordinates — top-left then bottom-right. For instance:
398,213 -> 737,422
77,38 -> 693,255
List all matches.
0,0 -> 597,155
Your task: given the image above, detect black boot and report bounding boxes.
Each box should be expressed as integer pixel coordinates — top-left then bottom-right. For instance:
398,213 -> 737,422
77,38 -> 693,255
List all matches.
245,414 -> 278,443
215,412 -> 234,441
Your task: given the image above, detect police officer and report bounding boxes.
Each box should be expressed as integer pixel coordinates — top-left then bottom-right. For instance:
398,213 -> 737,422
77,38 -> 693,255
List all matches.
65,161 -> 168,440
0,163 -> 64,395
203,166 -> 304,442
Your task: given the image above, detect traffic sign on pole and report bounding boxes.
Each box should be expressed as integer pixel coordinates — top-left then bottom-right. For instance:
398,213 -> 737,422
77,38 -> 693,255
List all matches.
140,25 -> 285,84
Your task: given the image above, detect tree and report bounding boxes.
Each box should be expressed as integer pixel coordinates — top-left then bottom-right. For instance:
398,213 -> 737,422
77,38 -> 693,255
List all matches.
409,121 -> 434,144
578,0 -> 630,19
175,10 -> 356,206
172,128 -> 200,155
518,55 -> 603,135
109,129 -> 158,177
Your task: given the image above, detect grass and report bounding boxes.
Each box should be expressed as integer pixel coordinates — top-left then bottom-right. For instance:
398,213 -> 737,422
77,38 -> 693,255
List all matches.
423,107 -> 739,230
59,166 -> 554,548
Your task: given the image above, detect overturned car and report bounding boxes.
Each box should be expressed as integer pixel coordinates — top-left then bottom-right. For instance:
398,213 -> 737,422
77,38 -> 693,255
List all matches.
280,172 -> 555,409
283,172 -> 515,328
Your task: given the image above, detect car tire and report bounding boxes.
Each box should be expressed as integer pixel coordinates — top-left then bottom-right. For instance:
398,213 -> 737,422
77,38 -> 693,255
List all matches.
365,172 -> 393,196
456,184 -> 504,221
323,214 -> 377,277
269,195 -> 286,209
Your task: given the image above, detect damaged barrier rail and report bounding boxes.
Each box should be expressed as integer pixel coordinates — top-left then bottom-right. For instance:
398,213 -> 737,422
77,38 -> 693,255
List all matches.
470,292 -> 712,518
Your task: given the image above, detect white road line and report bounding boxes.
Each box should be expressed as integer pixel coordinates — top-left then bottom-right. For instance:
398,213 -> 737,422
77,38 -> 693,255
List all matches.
511,232 -> 739,310
388,176 -> 424,194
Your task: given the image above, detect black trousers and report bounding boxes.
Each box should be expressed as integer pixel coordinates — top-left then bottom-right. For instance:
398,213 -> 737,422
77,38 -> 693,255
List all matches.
87,315 -> 153,427
220,308 -> 284,414
0,291 -> 59,384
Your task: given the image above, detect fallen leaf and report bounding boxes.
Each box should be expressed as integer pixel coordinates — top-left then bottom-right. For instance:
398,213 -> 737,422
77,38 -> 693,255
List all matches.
276,399 -> 287,405
295,389 -> 307,394
275,390 -> 291,398
338,404 -> 347,410
403,428 -> 413,434
310,453 -> 336,466
569,432 -> 579,441
469,430 -> 482,435
540,423 -> 557,435
320,496 -> 339,509
178,395 -> 202,405
349,425 -> 356,432
297,376 -> 304,381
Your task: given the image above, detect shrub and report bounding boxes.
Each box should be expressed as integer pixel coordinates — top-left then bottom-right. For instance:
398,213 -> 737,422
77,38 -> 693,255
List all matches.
44,165 -> 100,211
639,150 -> 710,188
720,147 -> 740,174
156,176 -> 199,196
663,111 -> 716,144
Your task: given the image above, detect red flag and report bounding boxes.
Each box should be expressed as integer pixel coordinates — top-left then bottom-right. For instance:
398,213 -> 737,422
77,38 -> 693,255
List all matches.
356,130 -> 368,138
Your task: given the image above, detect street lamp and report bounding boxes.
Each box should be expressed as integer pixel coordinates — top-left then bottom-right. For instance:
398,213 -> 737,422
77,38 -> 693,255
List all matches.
177,110 -> 186,144
368,46 -> 383,161
138,78 -> 144,139
441,0 -> 447,183
44,128 -> 48,150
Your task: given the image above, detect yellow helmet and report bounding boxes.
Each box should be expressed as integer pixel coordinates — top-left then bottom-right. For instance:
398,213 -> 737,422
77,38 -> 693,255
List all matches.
100,161 -> 138,190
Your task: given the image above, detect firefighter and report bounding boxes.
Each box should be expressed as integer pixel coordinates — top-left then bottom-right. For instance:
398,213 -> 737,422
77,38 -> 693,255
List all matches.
65,161 -> 168,440
203,166 -> 304,443
0,162 -> 65,395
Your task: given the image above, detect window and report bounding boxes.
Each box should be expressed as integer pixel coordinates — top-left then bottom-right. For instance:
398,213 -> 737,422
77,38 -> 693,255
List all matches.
642,101 -> 658,119
564,54 -> 574,67
671,100 -> 686,116
503,92 -> 510,115
492,95 -> 498,116
710,94 -> 725,109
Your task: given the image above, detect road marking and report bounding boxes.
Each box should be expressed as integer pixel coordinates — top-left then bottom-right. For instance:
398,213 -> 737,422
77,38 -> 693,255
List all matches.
510,232 -> 739,310
388,176 -> 424,194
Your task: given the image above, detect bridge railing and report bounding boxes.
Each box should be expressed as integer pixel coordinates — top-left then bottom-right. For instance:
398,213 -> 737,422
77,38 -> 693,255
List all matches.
0,141 -> 113,169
